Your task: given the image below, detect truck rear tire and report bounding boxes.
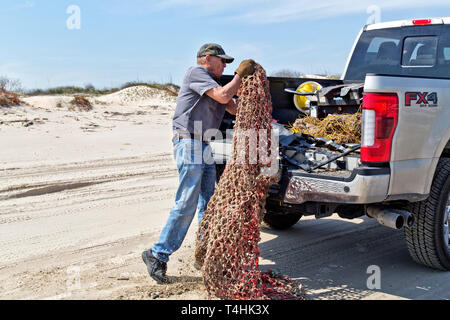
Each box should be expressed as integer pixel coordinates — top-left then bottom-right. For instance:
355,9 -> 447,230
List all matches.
405,158 -> 450,270
262,212 -> 302,230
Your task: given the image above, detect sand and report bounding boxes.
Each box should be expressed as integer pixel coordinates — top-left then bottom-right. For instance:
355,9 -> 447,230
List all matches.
0,87 -> 208,300
0,85 -> 448,301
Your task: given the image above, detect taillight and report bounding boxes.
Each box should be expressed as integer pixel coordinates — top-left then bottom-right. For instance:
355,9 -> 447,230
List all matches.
361,93 -> 399,163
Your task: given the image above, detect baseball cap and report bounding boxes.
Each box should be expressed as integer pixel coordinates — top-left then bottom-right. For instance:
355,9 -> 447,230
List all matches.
197,43 -> 234,63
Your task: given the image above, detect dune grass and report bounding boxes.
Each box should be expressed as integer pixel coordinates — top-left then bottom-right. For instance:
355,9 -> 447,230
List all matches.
26,82 -> 180,97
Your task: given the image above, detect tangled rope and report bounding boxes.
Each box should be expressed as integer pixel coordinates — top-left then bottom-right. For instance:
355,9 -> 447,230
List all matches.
291,112 -> 362,144
195,63 -> 306,300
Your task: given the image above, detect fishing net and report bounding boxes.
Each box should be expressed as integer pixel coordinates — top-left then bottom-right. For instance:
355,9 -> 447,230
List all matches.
291,112 -> 362,144
194,63 -> 306,300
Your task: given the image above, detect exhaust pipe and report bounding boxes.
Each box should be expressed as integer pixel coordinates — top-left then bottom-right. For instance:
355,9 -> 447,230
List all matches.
366,206 -> 414,230
394,209 -> 415,228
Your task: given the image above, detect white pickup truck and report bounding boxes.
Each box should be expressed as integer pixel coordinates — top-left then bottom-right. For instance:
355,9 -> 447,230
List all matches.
215,17 -> 450,271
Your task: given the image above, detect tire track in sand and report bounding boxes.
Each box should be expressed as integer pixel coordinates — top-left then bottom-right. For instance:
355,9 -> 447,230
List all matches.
0,153 -> 178,223
0,152 -> 181,266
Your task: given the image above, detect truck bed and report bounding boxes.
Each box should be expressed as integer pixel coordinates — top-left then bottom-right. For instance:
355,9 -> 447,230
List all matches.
219,75 -> 345,126
215,74 -> 363,180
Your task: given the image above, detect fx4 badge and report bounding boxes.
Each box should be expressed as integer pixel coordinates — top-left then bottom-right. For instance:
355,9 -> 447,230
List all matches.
405,92 -> 438,107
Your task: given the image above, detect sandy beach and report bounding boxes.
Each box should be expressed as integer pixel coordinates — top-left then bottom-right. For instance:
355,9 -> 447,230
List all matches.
0,86 -> 207,299
1,85 -> 448,300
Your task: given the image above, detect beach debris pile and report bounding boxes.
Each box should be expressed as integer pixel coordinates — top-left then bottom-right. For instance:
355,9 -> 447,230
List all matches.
195,63 -> 306,300
0,89 -> 22,107
69,96 -> 93,111
290,112 -> 362,144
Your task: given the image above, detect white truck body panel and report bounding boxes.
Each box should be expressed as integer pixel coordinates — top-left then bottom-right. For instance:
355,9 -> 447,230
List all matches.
364,74 -> 450,197
365,17 -> 446,31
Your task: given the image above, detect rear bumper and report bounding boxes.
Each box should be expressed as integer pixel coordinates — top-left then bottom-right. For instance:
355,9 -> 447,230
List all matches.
278,166 -> 390,205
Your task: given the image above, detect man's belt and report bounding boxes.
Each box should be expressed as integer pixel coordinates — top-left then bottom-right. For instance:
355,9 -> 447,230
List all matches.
172,132 -> 210,144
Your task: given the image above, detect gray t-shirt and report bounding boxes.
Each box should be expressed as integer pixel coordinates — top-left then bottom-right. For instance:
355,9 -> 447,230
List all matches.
173,66 -> 226,135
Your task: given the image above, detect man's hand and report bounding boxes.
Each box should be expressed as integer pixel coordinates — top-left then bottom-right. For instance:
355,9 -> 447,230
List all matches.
235,59 -> 256,78
225,98 -> 238,115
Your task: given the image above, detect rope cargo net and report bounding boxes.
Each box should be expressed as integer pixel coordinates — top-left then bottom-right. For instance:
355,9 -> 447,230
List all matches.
195,63 -> 306,300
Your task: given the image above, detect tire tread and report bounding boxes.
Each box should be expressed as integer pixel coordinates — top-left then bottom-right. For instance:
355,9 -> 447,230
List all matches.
405,158 -> 450,270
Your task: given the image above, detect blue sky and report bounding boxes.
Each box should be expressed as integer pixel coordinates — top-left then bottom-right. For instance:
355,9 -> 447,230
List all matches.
1,0 -> 449,89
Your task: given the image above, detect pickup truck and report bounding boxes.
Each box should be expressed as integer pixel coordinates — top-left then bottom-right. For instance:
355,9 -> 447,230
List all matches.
214,17 -> 450,271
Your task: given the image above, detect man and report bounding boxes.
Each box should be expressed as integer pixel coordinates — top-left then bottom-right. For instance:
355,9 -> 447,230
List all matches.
142,43 -> 255,283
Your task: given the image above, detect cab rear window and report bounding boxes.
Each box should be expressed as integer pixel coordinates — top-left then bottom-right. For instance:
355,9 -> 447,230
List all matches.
402,36 -> 437,67
345,25 -> 450,80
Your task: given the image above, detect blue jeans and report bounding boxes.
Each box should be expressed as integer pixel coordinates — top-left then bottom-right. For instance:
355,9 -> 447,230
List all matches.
151,138 -> 216,263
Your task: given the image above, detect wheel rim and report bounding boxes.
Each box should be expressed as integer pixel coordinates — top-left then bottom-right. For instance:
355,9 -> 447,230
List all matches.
445,193 -> 450,252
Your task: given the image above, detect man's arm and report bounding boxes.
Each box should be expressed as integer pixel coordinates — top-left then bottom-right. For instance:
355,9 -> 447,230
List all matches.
205,74 -> 241,105
205,59 -> 255,104
225,98 -> 238,115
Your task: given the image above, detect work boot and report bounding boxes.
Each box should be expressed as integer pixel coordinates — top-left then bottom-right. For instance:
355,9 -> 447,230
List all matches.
142,250 -> 168,284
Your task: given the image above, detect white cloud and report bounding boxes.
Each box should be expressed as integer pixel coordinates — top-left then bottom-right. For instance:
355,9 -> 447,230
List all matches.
110,0 -> 259,16
229,0 -> 450,24
152,0 -> 450,24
